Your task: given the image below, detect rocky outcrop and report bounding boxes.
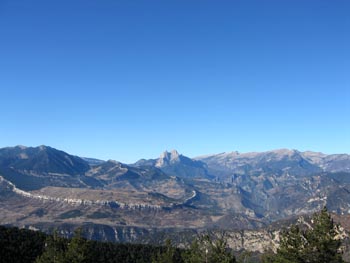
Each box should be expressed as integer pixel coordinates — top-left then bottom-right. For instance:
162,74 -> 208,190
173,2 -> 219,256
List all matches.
135,149 -> 212,179
0,176 -> 162,210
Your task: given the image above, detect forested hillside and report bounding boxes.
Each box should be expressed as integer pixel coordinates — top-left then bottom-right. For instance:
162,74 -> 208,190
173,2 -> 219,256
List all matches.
1,208 -> 348,263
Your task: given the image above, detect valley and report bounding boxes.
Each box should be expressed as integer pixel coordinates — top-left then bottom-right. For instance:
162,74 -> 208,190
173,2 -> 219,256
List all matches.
1,145 -> 350,252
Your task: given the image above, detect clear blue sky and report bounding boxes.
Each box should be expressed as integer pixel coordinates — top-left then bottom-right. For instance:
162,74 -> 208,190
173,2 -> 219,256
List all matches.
1,0 -> 349,163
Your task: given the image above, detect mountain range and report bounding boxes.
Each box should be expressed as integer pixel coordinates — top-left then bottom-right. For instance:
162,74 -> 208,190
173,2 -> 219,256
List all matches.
1,145 -> 350,248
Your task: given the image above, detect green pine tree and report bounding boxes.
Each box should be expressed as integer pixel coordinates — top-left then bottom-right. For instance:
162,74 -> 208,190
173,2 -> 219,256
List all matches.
182,233 -> 235,263
304,207 -> 344,263
35,230 -> 66,263
267,207 -> 344,263
209,234 -> 235,263
63,228 -> 88,263
274,225 -> 306,263
152,239 -> 177,263
182,238 -> 203,263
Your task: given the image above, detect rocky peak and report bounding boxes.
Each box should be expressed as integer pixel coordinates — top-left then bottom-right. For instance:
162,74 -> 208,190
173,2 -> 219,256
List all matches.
156,150 -> 181,167
170,149 -> 180,157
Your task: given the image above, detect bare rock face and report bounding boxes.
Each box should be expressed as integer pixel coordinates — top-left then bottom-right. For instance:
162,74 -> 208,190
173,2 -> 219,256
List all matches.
156,150 -> 181,167
226,229 -> 280,253
136,149 -> 212,179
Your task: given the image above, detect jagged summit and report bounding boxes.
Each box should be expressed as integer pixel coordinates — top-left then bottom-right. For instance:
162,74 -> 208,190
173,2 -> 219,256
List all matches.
156,149 -> 181,167
160,149 -> 180,159
131,149 -> 211,179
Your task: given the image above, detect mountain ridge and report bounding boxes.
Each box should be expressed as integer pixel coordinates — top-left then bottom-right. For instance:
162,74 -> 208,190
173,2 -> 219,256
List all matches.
1,144 -> 350,245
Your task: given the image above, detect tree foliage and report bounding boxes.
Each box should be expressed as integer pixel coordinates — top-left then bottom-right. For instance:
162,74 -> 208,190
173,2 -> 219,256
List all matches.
64,228 -> 88,263
152,239 -> 181,263
267,207 -> 344,263
34,227 -> 168,263
0,226 -> 46,263
0,210 -> 345,263
182,232 -> 236,263
35,230 -> 67,263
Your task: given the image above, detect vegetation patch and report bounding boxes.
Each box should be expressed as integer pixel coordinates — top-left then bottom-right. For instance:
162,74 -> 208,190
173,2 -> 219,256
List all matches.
57,209 -> 83,219
30,208 -> 47,217
87,211 -> 111,219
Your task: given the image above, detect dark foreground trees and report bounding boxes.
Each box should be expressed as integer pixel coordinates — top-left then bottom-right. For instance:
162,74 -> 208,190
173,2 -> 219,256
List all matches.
0,226 -> 46,263
182,233 -> 236,263
36,228 -> 169,263
34,230 -> 67,263
35,229 -> 88,263
264,207 -> 344,263
152,232 -> 236,263
0,207 -> 346,263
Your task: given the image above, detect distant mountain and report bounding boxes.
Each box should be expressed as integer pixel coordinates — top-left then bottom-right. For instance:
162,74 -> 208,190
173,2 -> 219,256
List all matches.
192,149 -> 350,219
1,145 -> 350,247
85,159 -> 189,196
319,154 -> 350,173
195,149 -> 350,179
0,145 -> 90,175
0,145 -> 188,195
0,146 -> 91,190
81,157 -> 105,166
133,150 -> 212,180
